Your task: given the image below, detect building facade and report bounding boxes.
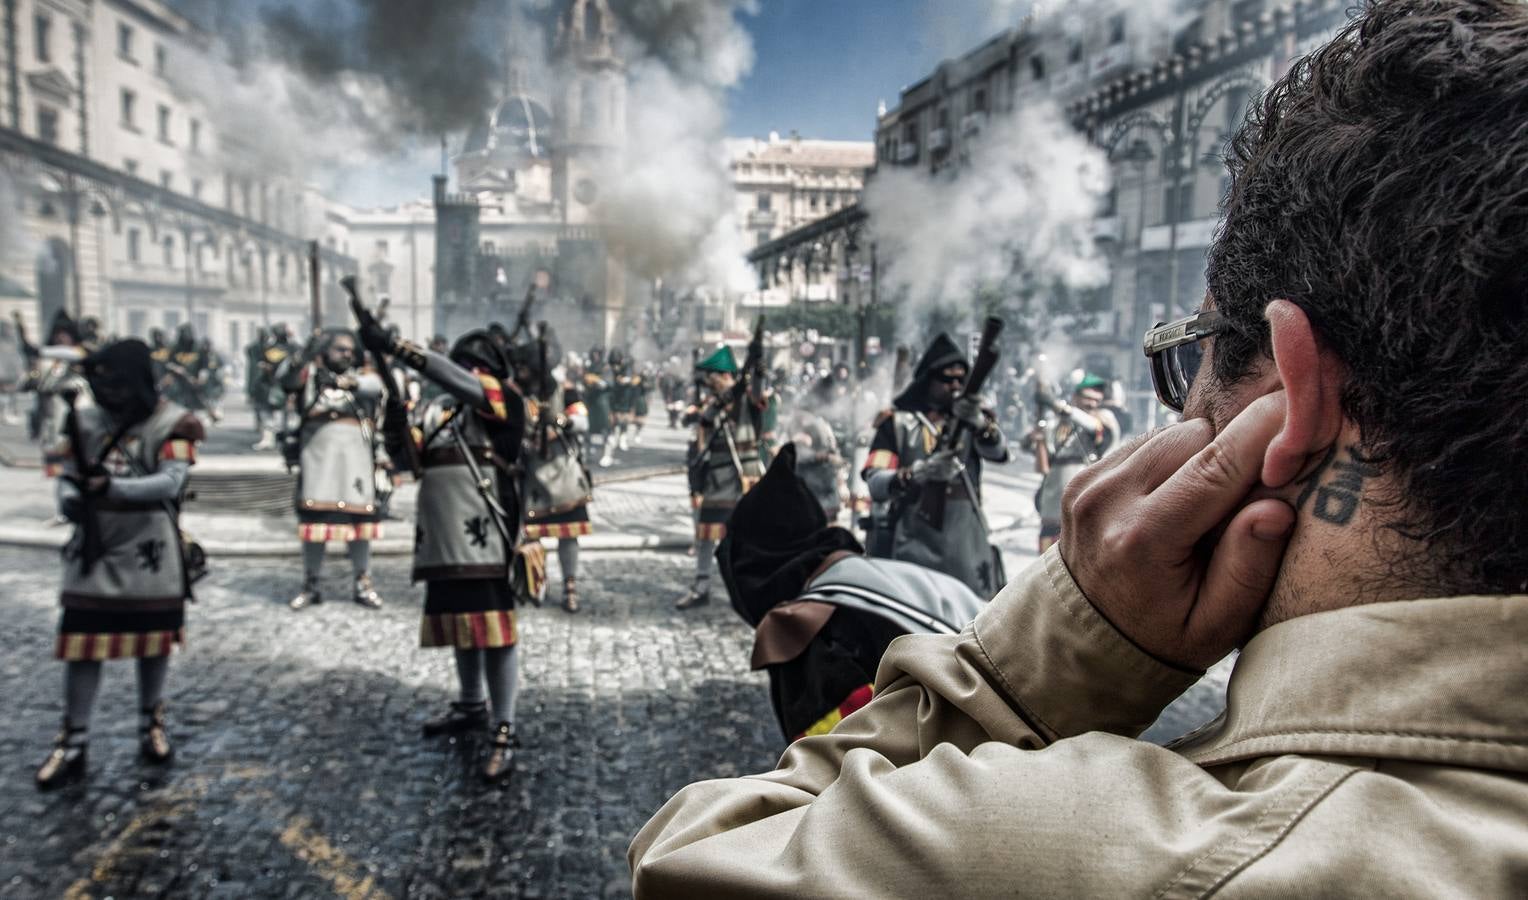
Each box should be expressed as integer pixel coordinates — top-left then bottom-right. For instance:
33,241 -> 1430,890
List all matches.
0,0 -> 355,357
727,131 -> 874,322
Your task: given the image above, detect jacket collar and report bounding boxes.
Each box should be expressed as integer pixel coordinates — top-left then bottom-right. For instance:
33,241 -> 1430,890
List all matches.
1170,595 -> 1528,773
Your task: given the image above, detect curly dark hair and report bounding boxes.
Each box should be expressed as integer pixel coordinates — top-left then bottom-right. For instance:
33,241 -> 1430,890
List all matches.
1205,0 -> 1528,594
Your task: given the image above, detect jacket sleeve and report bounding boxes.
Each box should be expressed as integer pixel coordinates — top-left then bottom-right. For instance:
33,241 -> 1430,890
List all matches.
629,547 -> 1255,898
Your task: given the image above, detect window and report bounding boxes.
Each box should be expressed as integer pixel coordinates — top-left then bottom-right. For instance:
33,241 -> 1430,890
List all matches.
1223,86 -> 1251,132
974,88 -> 988,114
36,106 -> 58,145
157,104 -> 171,142
1030,55 -> 1046,81
1109,14 -> 1127,45
127,228 -> 141,263
162,235 -> 175,268
191,178 -> 203,200
1068,40 -> 1083,65
1101,186 -> 1118,217
123,158 -> 139,176
189,118 -> 201,151
120,89 -> 137,128
809,192 -> 820,210
34,14 -> 52,64
1163,182 -> 1195,223
757,193 -> 772,212
936,107 -> 949,129
160,170 -> 172,190
376,239 -> 390,256
154,44 -> 167,76
902,121 -> 918,144
117,23 -> 135,61
755,230 -> 772,248
128,310 -> 148,338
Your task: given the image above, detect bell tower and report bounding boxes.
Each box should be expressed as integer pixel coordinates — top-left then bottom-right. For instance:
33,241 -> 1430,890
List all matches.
553,0 -> 625,225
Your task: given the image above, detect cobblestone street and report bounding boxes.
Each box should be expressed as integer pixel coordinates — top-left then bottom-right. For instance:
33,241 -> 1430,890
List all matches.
0,548 -> 781,899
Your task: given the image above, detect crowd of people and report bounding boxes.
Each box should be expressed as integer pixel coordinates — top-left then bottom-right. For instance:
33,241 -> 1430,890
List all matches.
14,1 -> 1526,892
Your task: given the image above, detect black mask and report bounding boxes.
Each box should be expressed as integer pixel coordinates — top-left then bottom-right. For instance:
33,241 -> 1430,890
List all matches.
84,340 -> 159,427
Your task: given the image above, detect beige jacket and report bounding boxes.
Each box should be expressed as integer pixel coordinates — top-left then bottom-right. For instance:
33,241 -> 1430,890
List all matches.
630,547 -> 1528,897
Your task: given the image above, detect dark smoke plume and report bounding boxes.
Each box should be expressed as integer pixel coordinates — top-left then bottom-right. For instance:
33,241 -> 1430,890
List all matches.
259,0 -> 527,137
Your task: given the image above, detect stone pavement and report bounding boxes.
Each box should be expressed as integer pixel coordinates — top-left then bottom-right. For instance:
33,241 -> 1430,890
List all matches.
0,548 -> 783,899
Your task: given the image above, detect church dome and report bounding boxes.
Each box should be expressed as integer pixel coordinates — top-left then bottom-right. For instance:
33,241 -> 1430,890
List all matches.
463,94 -> 555,159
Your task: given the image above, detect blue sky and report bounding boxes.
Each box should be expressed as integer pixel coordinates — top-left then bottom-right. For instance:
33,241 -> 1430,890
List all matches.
727,0 -> 1025,142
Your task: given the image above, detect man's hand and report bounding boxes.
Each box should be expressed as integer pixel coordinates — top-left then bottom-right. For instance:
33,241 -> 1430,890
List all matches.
1058,393 -> 1296,671
357,318 -> 395,357
952,395 -> 985,432
905,449 -> 961,485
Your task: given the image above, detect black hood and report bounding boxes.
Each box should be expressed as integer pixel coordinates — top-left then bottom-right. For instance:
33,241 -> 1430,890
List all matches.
47,310 -> 82,346
893,332 -> 968,413
718,443 -> 864,629
84,339 -> 159,427
451,329 -> 509,378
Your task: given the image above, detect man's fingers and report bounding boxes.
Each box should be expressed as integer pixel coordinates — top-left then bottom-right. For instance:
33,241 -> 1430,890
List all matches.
1146,392 -> 1288,545
1189,497 -> 1295,664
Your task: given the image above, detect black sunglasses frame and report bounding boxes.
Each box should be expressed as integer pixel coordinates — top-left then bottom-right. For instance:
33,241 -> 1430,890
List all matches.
1142,310 -> 1227,413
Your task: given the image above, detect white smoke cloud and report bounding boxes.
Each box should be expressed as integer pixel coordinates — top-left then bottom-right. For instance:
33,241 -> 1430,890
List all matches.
600,0 -> 759,293
862,101 -> 1111,324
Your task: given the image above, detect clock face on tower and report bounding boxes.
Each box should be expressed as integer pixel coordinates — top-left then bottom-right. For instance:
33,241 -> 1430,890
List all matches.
573,177 -> 599,206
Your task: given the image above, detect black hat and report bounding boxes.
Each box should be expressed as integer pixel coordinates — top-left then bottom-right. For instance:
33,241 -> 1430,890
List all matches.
84,339 -> 159,426
893,332 -> 968,412
450,329 -> 509,378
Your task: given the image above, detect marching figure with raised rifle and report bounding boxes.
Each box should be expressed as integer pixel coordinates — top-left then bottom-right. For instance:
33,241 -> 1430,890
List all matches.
511,324 -> 595,615
678,319 -> 769,610
34,339 -> 205,790
278,325 -> 392,611
352,278 -> 534,784
1027,372 -> 1120,554
160,324 -> 222,425
861,322 -> 1010,599
16,310 -> 90,478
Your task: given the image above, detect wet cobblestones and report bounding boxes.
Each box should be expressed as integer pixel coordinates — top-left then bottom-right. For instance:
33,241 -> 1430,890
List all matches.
0,548 -> 780,898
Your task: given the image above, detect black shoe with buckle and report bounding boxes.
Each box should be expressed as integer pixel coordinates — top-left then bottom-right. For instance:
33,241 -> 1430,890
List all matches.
422,700 -> 489,737
290,576 -> 322,611
352,573 -> 383,609
675,586 -> 711,610
563,578 -> 580,614
482,721 -> 517,784
35,726 -> 87,791
139,701 -> 174,765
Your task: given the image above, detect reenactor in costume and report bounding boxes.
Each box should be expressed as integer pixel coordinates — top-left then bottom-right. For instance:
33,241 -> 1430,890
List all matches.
357,321 -> 529,784
280,329 -> 391,611
659,362 -> 686,429
19,311 -> 90,477
717,446 -> 984,743
161,325 -> 219,423
1028,373 -> 1120,553
512,330 -> 594,614
198,338 -> 226,422
609,349 -> 638,454
631,363 -> 655,445
788,379 -> 849,523
678,328 -> 767,610
250,324 -> 298,451
861,333 -> 1010,599
34,339 -> 205,789
583,346 -> 615,468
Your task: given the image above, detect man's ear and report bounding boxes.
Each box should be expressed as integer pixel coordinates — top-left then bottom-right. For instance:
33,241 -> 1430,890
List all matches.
1262,299 -> 1345,487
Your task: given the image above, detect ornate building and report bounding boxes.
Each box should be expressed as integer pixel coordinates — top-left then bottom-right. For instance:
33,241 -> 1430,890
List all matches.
0,0 -> 354,353
432,0 -> 635,350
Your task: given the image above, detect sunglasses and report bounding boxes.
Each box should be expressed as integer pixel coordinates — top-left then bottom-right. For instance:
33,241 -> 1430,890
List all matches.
934,372 -> 967,385
1142,310 -> 1227,413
